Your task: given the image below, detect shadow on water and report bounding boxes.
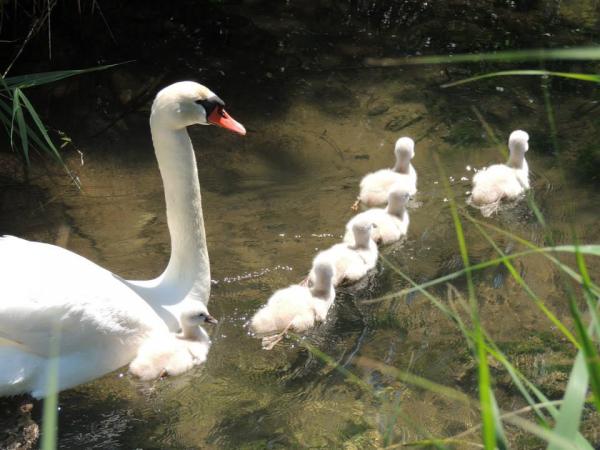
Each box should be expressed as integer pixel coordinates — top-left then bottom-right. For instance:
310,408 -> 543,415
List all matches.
1,0 -> 600,448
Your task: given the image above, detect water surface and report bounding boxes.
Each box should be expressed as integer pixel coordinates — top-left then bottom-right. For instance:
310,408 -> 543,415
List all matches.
1,1 -> 599,448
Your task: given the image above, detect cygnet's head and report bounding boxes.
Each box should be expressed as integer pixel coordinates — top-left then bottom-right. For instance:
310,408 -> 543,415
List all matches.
394,136 -> 415,159
387,186 -> 410,214
508,130 -> 529,154
180,305 -> 218,328
388,186 -> 410,205
151,81 -> 246,134
352,217 -> 374,247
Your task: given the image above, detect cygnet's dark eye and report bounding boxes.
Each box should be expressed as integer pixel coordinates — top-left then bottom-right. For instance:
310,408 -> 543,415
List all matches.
195,95 -> 226,117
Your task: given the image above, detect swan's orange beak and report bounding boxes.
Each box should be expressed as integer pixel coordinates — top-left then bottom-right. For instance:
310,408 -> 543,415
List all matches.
208,107 -> 246,136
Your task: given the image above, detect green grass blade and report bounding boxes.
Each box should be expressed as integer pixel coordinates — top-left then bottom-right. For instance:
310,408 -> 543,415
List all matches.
548,352 -> 590,450
441,70 -> 600,88
362,356 -> 586,449
17,89 -> 64,163
291,336 -> 371,392
540,74 -> 559,154
490,388 -> 508,450
41,328 -> 61,450
484,342 -> 552,424
465,216 -> 600,295
9,88 -> 17,149
574,246 -> 600,337
379,248 -> 593,446
295,339 -> 448,448
435,156 -> 497,450
469,220 -> 579,347
572,247 -> 600,412
506,413 -> 587,450
356,357 -> 475,406
365,46 -> 600,66
3,63 -> 125,89
12,88 -> 30,164
363,244 -> 600,307
568,296 -> 600,414
487,339 -> 592,450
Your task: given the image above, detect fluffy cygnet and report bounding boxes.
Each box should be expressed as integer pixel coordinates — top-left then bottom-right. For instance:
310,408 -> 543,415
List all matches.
129,307 -> 217,380
311,218 -> 378,286
250,260 -> 336,337
357,137 -> 417,207
344,187 -> 410,245
470,130 -> 530,216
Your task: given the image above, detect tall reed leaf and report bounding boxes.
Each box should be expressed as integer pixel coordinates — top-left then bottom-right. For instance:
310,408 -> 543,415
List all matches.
436,156 -> 499,450
548,353 -> 590,450
365,46 -> 600,67
1,63 -> 121,174
11,88 -> 30,164
41,327 -> 61,450
363,245 -> 600,307
469,220 -> 578,347
441,70 -> 600,88
4,63 -> 122,90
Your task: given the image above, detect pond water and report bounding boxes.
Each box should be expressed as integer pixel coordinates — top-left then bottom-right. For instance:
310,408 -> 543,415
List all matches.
1,1 -> 600,448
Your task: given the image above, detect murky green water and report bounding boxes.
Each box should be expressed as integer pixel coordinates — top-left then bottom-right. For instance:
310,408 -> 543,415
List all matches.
1,1 -> 600,448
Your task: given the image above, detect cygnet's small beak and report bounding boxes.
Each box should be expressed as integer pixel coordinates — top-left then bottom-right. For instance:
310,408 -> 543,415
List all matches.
204,314 -> 218,325
207,107 -> 246,135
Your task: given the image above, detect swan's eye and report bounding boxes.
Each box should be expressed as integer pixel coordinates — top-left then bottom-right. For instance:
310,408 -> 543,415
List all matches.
196,95 -> 226,117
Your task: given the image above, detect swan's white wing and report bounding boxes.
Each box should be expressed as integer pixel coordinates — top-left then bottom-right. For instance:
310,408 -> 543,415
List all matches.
0,236 -> 166,357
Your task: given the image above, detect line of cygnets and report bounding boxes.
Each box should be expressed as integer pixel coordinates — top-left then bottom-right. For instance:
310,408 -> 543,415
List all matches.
249,130 -> 531,349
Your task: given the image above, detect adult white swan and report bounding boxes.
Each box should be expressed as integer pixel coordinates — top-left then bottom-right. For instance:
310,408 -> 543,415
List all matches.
0,81 -> 245,398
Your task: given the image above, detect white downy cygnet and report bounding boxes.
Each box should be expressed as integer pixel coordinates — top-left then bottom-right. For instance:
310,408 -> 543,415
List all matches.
470,130 -> 530,216
312,218 -> 378,286
344,186 -> 410,245
358,137 -> 417,207
250,260 -> 336,336
129,306 -> 217,380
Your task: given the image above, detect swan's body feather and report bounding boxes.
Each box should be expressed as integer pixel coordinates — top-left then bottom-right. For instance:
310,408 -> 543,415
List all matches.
359,165 -> 417,206
250,285 -> 334,335
471,162 -> 529,205
344,209 -> 409,245
0,236 -> 166,397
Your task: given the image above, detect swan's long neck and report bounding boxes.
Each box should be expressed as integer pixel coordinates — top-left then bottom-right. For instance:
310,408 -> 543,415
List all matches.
507,150 -> 526,169
393,155 -> 411,173
152,124 -> 211,302
125,120 -> 212,331
311,278 -> 334,301
387,201 -> 406,217
353,231 -> 371,249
